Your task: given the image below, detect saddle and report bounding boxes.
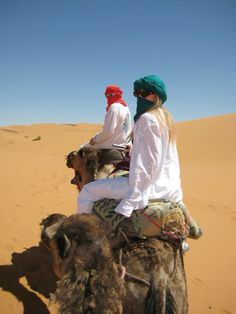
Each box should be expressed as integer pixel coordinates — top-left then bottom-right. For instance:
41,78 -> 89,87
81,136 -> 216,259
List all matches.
92,198 -> 190,247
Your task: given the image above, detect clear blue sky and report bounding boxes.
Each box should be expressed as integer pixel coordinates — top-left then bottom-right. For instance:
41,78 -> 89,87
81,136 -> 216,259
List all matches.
0,0 -> 235,126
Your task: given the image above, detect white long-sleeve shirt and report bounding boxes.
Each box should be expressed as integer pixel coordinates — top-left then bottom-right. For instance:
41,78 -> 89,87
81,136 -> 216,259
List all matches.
77,111 -> 183,217
82,103 -> 132,149
114,111 -> 183,217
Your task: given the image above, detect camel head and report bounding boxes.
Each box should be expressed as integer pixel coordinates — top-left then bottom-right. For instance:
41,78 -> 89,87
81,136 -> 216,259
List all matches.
66,148 -> 102,190
40,213 -> 69,278
40,213 -> 113,278
40,213 -> 124,313
66,147 -> 126,191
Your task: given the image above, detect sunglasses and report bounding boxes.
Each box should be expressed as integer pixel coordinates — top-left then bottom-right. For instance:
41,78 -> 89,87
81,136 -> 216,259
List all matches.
105,93 -> 116,97
133,90 -> 155,97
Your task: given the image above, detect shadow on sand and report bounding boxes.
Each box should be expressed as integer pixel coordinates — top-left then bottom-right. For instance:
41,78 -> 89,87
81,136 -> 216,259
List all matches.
0,243 -> 57,314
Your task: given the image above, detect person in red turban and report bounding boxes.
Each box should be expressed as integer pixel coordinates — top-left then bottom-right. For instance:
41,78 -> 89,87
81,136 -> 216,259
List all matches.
87,85 -> 132,149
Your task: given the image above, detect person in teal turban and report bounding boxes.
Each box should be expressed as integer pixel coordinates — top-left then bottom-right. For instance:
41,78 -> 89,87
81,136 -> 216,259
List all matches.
133,75 -> 167,122
134,75 -> 167,102
76,74 -> 202,252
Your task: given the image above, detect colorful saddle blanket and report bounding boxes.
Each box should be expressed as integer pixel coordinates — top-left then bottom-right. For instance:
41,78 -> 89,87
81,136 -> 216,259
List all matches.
92,198 -> 189,244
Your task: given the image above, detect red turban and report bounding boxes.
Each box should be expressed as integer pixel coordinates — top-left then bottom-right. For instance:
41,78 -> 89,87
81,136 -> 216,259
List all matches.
104,85 -> 127,111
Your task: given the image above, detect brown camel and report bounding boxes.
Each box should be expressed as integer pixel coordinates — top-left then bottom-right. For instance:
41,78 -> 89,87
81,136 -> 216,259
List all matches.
41,213 -> 188,314
66,147 -> 125,190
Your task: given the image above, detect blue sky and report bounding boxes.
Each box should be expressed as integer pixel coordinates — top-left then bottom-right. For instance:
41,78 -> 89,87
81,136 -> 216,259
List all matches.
0,0 -> 235,126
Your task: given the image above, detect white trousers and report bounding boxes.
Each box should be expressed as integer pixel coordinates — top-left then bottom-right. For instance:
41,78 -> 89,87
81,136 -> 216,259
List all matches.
77,176 -> 129,214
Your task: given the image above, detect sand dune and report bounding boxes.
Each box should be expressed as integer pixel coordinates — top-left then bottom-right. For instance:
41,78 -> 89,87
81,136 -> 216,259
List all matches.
0,113 -> 235,313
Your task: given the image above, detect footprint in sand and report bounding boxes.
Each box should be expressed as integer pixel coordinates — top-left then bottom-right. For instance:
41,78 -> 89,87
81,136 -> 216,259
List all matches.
193,277 -> 208,288
220,309 -> 232,314
208,203 -> 216,209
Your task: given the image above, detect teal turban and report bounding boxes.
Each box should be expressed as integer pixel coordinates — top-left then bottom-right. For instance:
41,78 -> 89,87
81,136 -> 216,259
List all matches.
133,75 -> 167,103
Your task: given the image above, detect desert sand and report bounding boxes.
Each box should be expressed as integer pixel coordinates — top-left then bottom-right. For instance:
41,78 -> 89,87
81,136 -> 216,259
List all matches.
0,113 -> 235,314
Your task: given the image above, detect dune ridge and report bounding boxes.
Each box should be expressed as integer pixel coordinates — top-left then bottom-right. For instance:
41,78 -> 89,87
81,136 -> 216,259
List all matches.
0,113 -> 235,313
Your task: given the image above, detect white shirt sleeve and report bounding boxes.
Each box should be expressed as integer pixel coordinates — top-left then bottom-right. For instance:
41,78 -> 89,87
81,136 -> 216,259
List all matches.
94,105 -> 118,144
115,117 -> 164,217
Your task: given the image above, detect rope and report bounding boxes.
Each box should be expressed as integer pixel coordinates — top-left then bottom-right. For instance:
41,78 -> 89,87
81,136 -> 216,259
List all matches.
142,211 -> 179,241
125,271 -> 150,287
118,228 -> 131,246
169,248 -> 178,281
118,249 -> 150,287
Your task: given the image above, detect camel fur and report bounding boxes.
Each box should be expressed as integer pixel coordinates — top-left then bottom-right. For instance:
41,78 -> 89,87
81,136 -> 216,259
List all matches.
41,213 -> 188,314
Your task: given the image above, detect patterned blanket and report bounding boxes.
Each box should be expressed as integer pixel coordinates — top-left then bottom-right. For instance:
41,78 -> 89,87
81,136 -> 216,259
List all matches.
92,198 -> 189,244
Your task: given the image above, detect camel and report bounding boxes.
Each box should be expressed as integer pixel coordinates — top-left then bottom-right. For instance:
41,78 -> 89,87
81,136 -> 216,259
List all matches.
41,213 -> 188,314
66,147 -> 126,190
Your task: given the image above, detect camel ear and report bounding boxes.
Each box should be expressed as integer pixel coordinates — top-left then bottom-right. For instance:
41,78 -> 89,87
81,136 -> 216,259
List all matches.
56,234 -> 71,259
66,151 -> 77,168
78,148 -> 85,158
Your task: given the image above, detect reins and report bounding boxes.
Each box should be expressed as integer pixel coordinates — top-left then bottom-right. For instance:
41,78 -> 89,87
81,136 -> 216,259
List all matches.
118,248 -> 150,287
142,211 -> 180,245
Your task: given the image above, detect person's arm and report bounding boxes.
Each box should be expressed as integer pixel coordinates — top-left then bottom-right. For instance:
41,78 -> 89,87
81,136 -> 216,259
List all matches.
115,120 -> 163,217
91,106 -> 119,144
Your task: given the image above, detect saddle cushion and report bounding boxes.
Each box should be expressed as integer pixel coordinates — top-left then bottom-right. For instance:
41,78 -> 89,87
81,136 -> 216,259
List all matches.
92,199 -> 189,243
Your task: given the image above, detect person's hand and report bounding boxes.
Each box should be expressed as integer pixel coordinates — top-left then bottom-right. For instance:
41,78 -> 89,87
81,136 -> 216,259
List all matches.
89,138 -> 96,146
124,144 -> 131,156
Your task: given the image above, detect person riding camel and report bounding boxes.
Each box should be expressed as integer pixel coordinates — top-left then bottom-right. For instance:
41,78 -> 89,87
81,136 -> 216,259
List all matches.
67,84 -> 132,190
83,84 -> 132,150
75,75 -> 202,248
